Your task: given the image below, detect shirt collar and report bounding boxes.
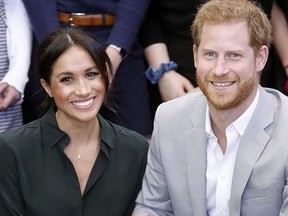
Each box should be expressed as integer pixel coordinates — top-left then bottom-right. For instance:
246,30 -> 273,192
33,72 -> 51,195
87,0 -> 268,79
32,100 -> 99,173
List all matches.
97,114 -> 115,158
41,106 -> 115,158
205,87 -> 260,137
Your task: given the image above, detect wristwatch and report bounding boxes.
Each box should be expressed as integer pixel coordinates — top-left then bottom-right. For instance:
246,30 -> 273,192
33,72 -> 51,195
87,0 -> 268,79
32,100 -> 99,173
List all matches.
108,44 -> 127,58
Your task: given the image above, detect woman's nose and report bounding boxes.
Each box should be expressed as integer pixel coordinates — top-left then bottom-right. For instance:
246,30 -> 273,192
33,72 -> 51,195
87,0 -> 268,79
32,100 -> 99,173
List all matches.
75,80 -> 90,97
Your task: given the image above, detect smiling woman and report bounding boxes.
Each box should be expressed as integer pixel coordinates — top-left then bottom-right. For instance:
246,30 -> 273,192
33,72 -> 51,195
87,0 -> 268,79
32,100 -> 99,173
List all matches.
0,27 -> 149,216
41,45 -> 107,124
38,28 -> 112,115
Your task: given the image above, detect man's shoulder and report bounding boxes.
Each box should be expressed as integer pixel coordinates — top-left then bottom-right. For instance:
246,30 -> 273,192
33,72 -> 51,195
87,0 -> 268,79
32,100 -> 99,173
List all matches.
260,87 -> 288,125
157,91 -> 206,114
262,87 -> 288,107
153,91 -> 207,130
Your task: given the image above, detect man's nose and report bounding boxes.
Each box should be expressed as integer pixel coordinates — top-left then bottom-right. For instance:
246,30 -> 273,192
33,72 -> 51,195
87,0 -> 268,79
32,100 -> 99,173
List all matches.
213,56 -> 230,76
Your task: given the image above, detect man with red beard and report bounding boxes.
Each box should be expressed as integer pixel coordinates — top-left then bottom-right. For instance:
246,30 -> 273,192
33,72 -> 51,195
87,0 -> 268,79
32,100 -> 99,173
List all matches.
133,0 -> 288,215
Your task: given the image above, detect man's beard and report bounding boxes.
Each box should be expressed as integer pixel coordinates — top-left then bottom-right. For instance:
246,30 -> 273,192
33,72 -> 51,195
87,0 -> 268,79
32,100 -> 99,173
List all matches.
196,72 -> 258,111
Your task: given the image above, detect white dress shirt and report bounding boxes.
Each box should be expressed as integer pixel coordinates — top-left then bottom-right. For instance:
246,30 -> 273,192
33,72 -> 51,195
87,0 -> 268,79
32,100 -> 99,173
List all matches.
1,0 -> 32,94
206,88 -> 260,216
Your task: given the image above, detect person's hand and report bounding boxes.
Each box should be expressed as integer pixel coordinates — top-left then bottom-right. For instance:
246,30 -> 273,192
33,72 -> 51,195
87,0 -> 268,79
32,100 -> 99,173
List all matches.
106,46 -> 123,83
0,83 -> 21,111
158,71 -> 196,101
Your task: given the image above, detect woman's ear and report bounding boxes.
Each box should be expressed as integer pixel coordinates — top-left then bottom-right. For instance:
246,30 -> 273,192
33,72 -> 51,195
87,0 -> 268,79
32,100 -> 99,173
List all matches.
40,78 -> 53,97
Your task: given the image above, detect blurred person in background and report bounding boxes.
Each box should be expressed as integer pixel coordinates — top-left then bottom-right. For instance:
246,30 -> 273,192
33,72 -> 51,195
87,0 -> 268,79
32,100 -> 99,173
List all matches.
0,0 -> 32,133
270,0 -> 288,94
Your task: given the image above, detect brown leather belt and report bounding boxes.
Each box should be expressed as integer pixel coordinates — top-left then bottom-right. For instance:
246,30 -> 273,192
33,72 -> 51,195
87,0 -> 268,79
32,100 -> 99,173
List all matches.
58,12 -> 115,26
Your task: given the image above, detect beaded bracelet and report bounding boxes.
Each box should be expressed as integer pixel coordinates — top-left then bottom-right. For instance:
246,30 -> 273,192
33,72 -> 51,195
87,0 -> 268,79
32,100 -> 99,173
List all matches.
145,61 -> 178,84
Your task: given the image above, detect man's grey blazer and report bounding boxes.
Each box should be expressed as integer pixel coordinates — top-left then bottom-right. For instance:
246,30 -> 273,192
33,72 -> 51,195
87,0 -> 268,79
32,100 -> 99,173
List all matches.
134,86 -> 288,216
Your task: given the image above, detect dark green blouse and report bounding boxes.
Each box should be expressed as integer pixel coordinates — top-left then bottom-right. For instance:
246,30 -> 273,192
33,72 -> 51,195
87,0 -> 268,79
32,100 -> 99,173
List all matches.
0,107 -> 149,216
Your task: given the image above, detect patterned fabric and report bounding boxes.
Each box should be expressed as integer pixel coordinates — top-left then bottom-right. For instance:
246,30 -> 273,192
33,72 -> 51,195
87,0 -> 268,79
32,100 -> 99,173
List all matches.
0,0 -> 23,133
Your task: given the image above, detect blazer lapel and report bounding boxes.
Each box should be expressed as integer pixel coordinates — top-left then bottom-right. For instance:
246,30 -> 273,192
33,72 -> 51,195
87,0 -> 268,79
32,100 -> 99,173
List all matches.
229,87 -> 275,216
185,101 -> 208,216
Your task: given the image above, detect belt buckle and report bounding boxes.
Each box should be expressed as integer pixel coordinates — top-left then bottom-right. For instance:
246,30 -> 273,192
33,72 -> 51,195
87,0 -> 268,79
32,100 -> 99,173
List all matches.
69,13 -> 86,26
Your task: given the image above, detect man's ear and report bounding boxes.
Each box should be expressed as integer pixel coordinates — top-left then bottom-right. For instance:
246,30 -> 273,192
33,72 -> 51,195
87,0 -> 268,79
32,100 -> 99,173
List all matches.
193,44 -> 198,68
40,78 -> 53,97
255,45 -> 269,73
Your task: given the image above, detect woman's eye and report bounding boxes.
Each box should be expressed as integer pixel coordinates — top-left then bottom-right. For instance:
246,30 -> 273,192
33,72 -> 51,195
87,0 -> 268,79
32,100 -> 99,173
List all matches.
86,71 -> 99,78
60,77 -> 73,83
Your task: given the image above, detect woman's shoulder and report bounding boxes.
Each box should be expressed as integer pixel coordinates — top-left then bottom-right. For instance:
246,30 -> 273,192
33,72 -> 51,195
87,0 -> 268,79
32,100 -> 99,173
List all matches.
111,122 -> 148,144
107,122 -> 149,162
99,116 -> 149,152
0,120 -> 41,148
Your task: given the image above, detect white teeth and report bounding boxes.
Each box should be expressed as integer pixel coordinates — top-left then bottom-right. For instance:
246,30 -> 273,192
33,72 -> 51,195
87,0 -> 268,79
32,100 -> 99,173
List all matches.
212,82 -> 233,87
72,98 -> 93,107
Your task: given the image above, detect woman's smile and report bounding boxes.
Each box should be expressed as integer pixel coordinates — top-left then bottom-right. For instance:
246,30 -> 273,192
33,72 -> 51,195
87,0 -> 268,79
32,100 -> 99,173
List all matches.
71,96 -> 96,108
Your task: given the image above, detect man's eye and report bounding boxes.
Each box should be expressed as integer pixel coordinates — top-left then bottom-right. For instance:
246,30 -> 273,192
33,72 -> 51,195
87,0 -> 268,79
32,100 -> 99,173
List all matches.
204,51 -> 216,59
228,53 -> 241,59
